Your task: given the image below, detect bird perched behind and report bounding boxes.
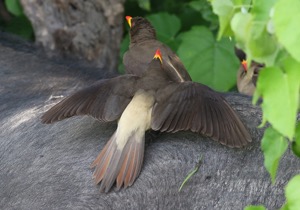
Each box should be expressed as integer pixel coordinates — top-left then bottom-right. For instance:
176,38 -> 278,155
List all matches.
235,48 -> 263,96
124,16 -> 192,82
42,49 -> 251,193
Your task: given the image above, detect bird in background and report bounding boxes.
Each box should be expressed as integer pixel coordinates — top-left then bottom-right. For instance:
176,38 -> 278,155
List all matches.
41,49 -> 252,193
235,48 -> 263,96
124,16 -> 192,83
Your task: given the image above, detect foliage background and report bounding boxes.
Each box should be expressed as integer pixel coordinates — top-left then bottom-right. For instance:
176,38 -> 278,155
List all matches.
1,0 -> 299,209
121,0 -> 239,92
0,0 -> 33,39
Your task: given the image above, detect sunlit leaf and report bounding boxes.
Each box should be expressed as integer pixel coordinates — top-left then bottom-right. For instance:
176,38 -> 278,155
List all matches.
284,175 -> 300,210
247,0 -> 278,64
247,30 -> 278,66
251,0 -> 277,38
177,26 -> 239,91
244,205 -> 266,210
261,127 -> 288,183
280,203 -> 289,210
231,10 -> 278,66
211,0 -> 235,39
253,57 -> 300,139
230,12 -> 252,49
273,0 -> 300,62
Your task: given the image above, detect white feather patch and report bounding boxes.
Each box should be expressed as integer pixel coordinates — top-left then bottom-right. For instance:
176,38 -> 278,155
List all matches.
115,90 -> 154,149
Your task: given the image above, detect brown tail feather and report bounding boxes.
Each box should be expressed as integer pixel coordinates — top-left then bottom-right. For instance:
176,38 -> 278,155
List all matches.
90,131 -> 145,193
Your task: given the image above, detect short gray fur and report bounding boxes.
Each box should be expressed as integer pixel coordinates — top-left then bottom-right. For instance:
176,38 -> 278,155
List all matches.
1,33 -> 299,210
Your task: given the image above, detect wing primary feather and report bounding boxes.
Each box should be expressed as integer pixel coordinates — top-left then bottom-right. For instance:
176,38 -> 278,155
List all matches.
41,75 -> 138,124
208,101 -> 220,141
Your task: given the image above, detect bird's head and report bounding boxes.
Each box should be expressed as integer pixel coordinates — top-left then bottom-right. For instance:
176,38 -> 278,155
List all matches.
125,16 -> 156,42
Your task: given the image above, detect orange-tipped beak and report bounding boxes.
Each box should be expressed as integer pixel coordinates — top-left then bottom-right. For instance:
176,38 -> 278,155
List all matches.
241,60 -> 247,72
153,49 -> 162,63
125,16 -> 132,28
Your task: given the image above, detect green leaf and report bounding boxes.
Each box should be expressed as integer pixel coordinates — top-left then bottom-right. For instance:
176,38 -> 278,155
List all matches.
146,13 -> 181,50
232,0 -> 252,5
137,0 -> 151,11
280,204 -> 289,210
188,0 -> 218,26
5,0 -> 23,16
253,57 -> 300,139
247,29 -> 278,65
189,1 -> 205,11
284,175 -> 300,210
231,9 -> 278,66
4,15 -> 34,40
292,141 -> 300,158
177,26 -> 239,91
246,0 -> 278,65
230,12 -> 252,49
244,205 -> 266,210
211,0 -> 235,39
251,0 -> 277,38
261,127 -> 288,183
229,0 -> 278,65
292,124 -> 300,158
273,0 -> 300,62
118,34 -> 130,74
296,124 -> 300,145
178,155 -> 202,192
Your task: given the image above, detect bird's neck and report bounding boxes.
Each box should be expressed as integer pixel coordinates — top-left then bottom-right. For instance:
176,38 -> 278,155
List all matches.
130,28 -> 156,44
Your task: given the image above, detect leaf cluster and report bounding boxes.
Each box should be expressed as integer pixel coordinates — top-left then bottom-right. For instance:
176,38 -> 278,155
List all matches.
210,0 -> 300,209
0,0 -> 34,40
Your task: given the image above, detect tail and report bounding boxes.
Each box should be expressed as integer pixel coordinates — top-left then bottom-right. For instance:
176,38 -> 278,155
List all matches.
90,131 -> 145,193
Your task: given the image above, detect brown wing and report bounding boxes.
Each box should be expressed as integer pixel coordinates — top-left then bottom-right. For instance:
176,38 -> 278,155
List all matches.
41,75 -> 139,124
151,82 -> 252,148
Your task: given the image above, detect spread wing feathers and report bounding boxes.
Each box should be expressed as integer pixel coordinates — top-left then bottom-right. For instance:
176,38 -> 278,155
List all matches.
151,82 -> 252,148
41,75 -> 139,124
90,131 -> 145,193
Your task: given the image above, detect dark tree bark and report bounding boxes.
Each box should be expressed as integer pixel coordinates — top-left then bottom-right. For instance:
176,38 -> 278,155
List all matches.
1,33 -> 300,210
20,0 -> 125,72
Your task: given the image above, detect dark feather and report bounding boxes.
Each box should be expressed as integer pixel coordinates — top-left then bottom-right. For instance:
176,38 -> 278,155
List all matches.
41,75 -> 139,124
91,131 -> 145,193
151,82 -> 252,148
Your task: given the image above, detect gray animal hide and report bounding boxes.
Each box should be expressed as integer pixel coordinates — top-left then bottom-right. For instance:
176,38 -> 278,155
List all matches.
1,33 -> 299,210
